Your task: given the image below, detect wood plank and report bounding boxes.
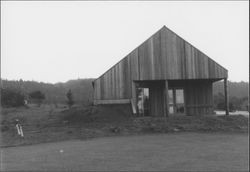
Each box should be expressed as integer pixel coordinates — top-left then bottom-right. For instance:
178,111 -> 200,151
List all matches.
126,56 -> 132,98
118,62 -> 123,99
184,42 -> 192,79
130,49 -> 139,80
160,28 -> 167,78
149,37 -> 155,79
191,46 -> 196,79
164,80 -> 169,117
111,67 -> 115,99
94,99 -> 130,105
152,31 -> 162,79
115,64 -> 119,99
149,84 -> 165,117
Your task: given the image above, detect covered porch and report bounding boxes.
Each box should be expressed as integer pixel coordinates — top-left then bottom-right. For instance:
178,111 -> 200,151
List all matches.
133,79 -> 229,117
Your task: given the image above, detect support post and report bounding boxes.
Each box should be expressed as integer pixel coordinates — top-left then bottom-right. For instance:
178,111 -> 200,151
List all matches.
173,89 -> 176,114
224,78 -> 229,115
164,80 -> 169,118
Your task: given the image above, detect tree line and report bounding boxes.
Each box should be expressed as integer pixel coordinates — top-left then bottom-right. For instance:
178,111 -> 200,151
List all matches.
1,78 -> 94,106
213,81 -> 249,111
1,88 -> 75,108
1,79 -> 248,111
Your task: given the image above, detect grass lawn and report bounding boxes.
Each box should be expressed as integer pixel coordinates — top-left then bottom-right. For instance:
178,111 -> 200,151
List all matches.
1,133 -> 248,171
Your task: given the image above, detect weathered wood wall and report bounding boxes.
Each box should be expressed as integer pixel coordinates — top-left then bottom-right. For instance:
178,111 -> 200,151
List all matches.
184,80 -> 213,115
93,26 -> 227,105
94,56 -> 132,100
167,80 -> 213,115
149,84 -> 165,117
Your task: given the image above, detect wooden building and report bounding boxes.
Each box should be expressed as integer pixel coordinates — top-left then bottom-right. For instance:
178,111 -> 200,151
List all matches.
93,26 -> 229,116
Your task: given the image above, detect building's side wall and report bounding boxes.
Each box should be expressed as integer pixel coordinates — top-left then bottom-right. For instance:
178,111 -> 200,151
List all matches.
185,80 -> 213,115
93,56 -> 133,103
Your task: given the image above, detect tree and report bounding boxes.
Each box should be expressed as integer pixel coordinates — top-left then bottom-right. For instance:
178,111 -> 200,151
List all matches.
213,92 -> 247,112
1,88 -> 25,107
29,90 -> 45,107
66,89 -> 74,108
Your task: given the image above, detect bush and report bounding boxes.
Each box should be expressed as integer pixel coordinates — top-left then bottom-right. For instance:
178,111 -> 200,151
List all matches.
29,90 -> 45,106
1,88 -> 25,107
213,92 -> 248,111
66,89 -> 74,108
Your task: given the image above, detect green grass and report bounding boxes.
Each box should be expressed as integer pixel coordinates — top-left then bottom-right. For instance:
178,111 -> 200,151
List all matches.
0,104 -> 248,147
2,133 -> 248,171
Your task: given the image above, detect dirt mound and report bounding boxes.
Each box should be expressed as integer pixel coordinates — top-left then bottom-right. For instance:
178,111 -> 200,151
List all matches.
132,115 -> 249,133
59,106 -> 249,133
61,104 -> 133,124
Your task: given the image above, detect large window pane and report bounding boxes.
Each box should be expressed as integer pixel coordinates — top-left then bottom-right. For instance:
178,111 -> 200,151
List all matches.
176,89 -> 184,104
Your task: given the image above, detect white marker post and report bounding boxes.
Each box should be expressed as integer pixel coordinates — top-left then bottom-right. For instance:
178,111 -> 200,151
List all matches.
15,121 -> 24,137
19,125 -> 24,137
16,124 -> 21,135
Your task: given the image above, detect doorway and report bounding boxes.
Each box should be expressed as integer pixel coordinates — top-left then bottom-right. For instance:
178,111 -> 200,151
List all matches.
136,87 -> 150,116
135,80 -> 165,117
168,88 -> 185,114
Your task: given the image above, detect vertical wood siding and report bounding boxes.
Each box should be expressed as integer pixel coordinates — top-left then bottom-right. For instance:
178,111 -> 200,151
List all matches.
149,84 -> 165,117
93,26 -> 227,102
185,81 -> 213,115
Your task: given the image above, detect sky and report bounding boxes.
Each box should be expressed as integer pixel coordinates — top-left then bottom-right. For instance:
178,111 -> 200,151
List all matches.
1,1 -> 249,83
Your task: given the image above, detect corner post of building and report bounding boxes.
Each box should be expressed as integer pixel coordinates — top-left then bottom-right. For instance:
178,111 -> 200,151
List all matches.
164,80 -> 169,118
224,78 -> 229,115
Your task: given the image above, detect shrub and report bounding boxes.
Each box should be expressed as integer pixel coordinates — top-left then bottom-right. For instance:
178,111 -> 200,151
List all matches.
29,90 -> 45,106
1,88 -> 25,107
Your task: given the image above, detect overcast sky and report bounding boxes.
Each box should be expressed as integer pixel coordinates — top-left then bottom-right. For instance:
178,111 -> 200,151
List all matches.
1,1 -> 249,83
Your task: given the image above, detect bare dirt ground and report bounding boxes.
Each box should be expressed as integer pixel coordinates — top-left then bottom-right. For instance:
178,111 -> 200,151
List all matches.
1,133 -> 248,171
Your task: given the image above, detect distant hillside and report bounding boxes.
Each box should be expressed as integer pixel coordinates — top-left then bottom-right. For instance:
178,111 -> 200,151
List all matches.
1,79 -> 94,105
213,81 -> 248,98
1,79 -> 248,106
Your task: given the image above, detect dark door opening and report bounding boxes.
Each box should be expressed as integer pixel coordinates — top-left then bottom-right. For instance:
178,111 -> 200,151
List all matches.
135,80 -> 165,117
